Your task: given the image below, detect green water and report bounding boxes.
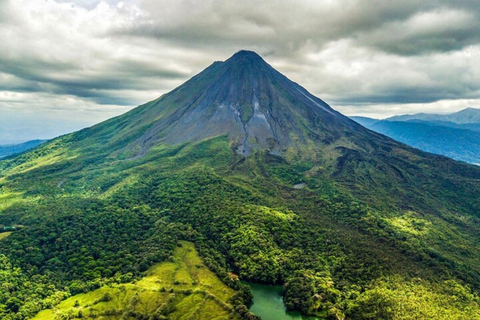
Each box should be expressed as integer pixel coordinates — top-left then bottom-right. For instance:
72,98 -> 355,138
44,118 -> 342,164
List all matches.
245,282 -> 322,320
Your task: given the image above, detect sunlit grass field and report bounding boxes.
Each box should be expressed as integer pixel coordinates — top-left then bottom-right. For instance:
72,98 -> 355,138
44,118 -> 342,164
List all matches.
33,241 -> 240,320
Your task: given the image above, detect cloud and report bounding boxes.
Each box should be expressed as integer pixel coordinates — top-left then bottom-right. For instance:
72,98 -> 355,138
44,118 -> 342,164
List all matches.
100,0 -> 480,106
118,1 -> 480,55
0,90 -> 130,144
358,8 -> 480,55
0,0 -> 480,142
0,0 -> 191,103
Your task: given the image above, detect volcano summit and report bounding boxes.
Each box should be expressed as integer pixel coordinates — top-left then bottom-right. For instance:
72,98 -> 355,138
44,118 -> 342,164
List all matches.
132,50 -> 356,156
86,50 -> 373,160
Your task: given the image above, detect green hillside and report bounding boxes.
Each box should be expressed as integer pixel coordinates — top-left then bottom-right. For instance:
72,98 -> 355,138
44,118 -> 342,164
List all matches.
1,51 -> 480,319
33,241 -> 242,320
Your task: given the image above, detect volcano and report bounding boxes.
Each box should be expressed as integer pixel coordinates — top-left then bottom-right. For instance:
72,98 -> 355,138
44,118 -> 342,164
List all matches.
128,50 -> 359,155
1,51 -> 480,320
84,50 -> 377,160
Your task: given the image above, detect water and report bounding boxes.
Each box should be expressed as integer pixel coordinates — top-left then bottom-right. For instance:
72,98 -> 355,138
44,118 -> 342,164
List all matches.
245,282 -> 322,320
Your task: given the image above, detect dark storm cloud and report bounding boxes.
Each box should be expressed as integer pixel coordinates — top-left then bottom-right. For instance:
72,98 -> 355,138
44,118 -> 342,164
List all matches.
118,1 -> 480,56
0,54 -> 187,105
115,1 -> 422,54
333,88 -> 472,105
101,0 -> 480,110
357,7 -> 480,55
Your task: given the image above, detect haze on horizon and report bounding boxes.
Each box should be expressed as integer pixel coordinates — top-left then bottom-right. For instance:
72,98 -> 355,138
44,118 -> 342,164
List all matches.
1,0 -> 480,144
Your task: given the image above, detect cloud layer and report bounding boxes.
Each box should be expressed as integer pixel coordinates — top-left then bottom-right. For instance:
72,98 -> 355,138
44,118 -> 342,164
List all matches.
1,0 -> 480,143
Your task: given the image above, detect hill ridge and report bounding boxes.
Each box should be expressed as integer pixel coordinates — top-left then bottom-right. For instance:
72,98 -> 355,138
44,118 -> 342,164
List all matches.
388,107 -> 480,124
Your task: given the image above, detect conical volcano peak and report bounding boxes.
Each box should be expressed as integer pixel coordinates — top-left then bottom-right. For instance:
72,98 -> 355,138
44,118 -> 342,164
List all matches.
114,50 -> 359,157
228,50 -> 264,62
208,50 -> 265,69
221,50 -> 274,78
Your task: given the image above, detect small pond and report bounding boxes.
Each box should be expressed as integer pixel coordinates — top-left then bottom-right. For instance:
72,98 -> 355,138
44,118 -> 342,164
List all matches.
244,282 -> 322,320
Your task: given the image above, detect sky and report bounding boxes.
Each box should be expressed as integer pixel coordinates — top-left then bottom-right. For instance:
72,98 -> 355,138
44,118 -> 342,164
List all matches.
1,0 -> 480,144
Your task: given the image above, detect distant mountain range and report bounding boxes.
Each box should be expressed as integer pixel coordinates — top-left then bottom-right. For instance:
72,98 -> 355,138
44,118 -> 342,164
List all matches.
351,108 -> 480,164
389,107 -> 480,124
0,139 -> 46,158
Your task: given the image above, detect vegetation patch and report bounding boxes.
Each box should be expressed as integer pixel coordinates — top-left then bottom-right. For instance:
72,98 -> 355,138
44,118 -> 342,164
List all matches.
387,211 -> 431,236
32,241 -> 241,320
350,276 -> 480,320
0,232 -> 11,240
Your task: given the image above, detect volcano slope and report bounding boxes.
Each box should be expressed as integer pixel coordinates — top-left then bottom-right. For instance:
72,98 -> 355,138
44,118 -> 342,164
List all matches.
1,51 -> 480,319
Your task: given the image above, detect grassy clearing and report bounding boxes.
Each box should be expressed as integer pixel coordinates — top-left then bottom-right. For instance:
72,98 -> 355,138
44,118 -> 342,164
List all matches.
33,241 -> 240,320
0,189 -> 25,211
387,211 -> 431,236
0,232 -> 11,240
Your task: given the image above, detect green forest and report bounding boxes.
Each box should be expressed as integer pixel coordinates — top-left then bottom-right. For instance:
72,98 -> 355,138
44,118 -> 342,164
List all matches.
1,134 -> 480,319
